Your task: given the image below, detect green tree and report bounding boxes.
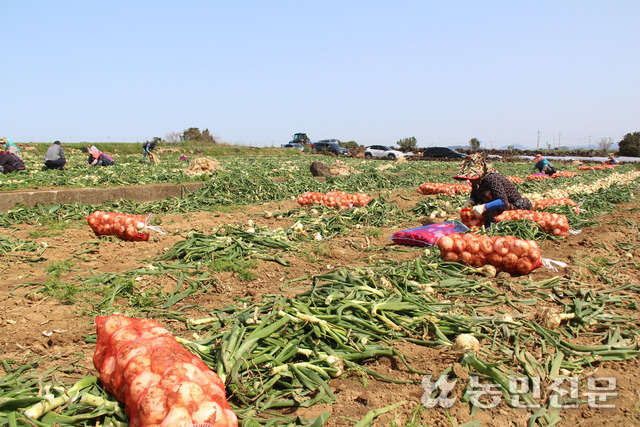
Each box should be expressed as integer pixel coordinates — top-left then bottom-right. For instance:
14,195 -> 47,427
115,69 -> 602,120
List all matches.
469,138 -> 481,150
181,127 -> 217,143
618,131 -> 640,157
396,136 -> 417,152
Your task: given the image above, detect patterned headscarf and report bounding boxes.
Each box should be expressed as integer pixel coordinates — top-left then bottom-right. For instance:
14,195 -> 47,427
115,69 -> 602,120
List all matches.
88,146 -> 101,159
454,153 -> 497,180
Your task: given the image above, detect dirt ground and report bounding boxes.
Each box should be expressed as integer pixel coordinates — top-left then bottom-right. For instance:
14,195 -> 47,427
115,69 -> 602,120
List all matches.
1,188 -> 639,426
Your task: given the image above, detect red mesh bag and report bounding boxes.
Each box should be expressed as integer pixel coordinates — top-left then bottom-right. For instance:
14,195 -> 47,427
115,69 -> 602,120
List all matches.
296,191 -> 370,209
531,198 -> 580,214
93,315 -> 237,427
437,233 -> 542,275
417,182 -> 471,195
460,208 -> 484,229
494,209 -> 569,237
87,211 -> 151,241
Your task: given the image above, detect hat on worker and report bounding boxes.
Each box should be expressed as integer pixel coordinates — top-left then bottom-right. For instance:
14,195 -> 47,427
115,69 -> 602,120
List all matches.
453,153 -> 497,181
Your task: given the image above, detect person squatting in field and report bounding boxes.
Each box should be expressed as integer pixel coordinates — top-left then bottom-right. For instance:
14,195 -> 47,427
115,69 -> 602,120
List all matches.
531,153 -> 557,175
44,140 -> 66,170
0,150 -> 26,174
454,153 -> 532,228
605,154 -> 619,165
87,146 -> 115,166
2,137 -> 22,160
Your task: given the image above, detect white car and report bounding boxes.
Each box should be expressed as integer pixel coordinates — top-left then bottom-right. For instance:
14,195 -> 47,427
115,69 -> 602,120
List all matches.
364,145 -> 411,160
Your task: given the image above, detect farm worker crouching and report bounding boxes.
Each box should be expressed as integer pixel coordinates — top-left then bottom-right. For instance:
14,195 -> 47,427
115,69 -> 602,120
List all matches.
141,141 -> 157,163
44,140 -> 66,170
604,154 -> 619,165
87,146 -> 115,166
531,153 -> 556,175
0,150 -> 26,174
1,137 -> 22,160
454,153 -> 532,228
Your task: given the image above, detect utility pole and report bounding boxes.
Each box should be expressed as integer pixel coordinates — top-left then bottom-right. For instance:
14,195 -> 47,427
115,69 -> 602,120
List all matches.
558,132 -> 561,149
537,130 -> 540,151
588,133 -> 591,149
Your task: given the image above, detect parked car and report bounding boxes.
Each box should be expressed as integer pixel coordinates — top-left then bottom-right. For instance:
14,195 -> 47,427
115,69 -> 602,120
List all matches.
423,147 -> 466,159
364,145 -> 409,160
317,139 -> 341,144
281,143 -> 304,150
312,142 -> 350,156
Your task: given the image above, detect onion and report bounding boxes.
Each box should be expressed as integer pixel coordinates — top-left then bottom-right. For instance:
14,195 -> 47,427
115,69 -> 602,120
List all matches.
509,239 -> 530,256
442,251 -> 459,262
453,334 -> 480,352
493,237 -> 509,256
472,252 -> 487,267
438,235 -> 454,252
487,252 -> 503,266
502,253 -> 518,270
453,237 -> 466,253
515,258 -> 533,275
536,307 -> 575,329
466,238 -> 480,253
479,238 -> 494,254
460,251 -> 474,265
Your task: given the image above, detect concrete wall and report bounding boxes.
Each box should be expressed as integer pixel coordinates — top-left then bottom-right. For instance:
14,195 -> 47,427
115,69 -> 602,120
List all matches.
0,182 -> 207,212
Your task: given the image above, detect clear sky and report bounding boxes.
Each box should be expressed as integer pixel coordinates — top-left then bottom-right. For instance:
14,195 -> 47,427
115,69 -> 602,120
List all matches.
2,1 -> 639,149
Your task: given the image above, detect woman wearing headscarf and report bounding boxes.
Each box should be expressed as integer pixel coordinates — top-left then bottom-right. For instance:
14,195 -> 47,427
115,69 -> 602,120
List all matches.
87,146 -> 115,166
531,153 -> 556,175
0,150 -> 26,174
2,137 -> 22,160
454,153 -> 532,228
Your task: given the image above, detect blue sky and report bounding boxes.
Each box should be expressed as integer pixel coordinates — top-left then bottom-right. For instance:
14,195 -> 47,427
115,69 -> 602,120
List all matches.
2,1 -> 639,149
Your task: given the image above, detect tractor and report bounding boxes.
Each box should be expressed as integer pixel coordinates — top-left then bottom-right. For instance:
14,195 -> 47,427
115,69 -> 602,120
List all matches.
290,133 -> 314,147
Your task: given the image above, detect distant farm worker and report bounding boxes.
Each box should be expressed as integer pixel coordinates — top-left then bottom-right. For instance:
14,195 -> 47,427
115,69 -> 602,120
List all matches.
531,153 -> 557,176
604,154 -> 619,165
44,140 -> 66,170
87,146 -> 115,166
141,141 -> 157,163
0,150 -> 26,174
455,153 -> 532,228
1,137 -> 22,160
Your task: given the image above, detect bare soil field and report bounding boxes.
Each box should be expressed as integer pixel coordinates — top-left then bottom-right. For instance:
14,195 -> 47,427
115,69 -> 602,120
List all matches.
1,187 -> 639,426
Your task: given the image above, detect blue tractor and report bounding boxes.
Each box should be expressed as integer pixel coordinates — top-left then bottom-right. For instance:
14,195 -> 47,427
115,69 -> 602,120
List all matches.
290,133 -> 314,147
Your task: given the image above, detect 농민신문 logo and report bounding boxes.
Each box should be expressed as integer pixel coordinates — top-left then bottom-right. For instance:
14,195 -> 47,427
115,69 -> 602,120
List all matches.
421,375 -> 617,409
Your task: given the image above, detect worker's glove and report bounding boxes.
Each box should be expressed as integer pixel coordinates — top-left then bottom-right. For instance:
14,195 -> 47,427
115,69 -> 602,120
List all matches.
471,204 -> 486,216
462,199 -> 474,209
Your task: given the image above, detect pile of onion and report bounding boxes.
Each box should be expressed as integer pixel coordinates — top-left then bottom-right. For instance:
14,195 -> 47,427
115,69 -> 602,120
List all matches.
550,171 -> 578,178
531,198 -> 579,213
87,211 -> 150,241
437,233 -> 542,275
578,165 -> 616,170
526,173 -> 551,181
460,209 -> 484,229
506,176 -> 524,184
296,191 -> 371,209
494,209 -> 569,237
93,315 -> 237,426
417,182 -> 470,195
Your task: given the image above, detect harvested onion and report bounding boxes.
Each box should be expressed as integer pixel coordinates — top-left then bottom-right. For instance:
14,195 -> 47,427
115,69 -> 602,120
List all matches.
418,182 -> 471,196
437,233 -> 542,275
494,209 -> 570,237
454,334 -> 480,352
296,191 -> 370,209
